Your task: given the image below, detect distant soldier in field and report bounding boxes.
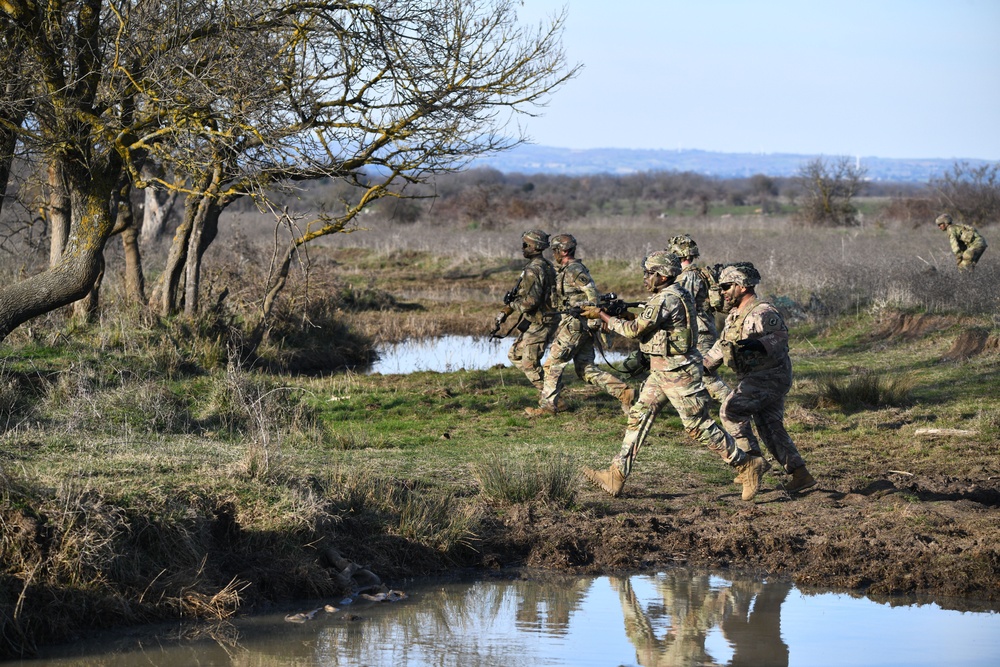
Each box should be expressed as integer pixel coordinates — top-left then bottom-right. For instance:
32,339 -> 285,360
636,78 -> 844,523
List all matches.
578,251 -> 767,499
936,213 -> 988,271
704,262 -> 816,494
495,230 -> 557,390
668,234 -> 729,402
525,234 -> 634,417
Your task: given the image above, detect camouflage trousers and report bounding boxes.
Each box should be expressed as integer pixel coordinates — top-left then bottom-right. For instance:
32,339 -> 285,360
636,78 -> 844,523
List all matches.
957,244 -> 986,271
538,319 -> 629,409
720,374 -> 805,473
507,321 -> 552,390
612,361 -> 744,478
695,315 -> 730,404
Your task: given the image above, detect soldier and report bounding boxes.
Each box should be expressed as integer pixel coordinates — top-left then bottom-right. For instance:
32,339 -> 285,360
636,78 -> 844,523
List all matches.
578,251 -> 767,499
525,234 -> 635,417
496,230 -> 557,390
668,234 -> 729,402
936,213 -> 988,271
703,262 -> 816,494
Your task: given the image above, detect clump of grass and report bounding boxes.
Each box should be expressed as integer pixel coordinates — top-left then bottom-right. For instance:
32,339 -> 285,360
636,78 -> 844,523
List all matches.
328,426 -> 391,450
814,370 -> 914,413
975,408 -> 1000,440
472,449 -> 578,507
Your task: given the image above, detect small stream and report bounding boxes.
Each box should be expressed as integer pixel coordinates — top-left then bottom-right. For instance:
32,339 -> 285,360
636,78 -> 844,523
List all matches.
15,570 -> 999,666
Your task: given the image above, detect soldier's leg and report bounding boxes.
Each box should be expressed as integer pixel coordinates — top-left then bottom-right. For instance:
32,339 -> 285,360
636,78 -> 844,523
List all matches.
702,370 -> 731,405
537,326 -> 579,409
719,382 -> 763,456
508,324 -> 548,390
575,334 -> 631,403
612,374 -> 669,478
751,393 -> 806,473
669,385 -> 745,466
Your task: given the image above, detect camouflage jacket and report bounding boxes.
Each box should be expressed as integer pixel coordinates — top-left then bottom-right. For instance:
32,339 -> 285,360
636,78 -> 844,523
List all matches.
606,282 -> 698,371
552,258 -> 600,310
704,294 -> 791,382
677,264 -> 720,339
947,224 -> 987,255
511,255 -> 556,324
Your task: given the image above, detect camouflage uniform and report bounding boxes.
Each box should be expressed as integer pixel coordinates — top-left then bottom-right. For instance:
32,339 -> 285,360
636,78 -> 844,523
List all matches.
677,263 -> 729,401
937,214 -> 988,271
605,279 -> 745,478
506,254 -> 557,389
704,273 -> 807,475
536,255 -> 630,411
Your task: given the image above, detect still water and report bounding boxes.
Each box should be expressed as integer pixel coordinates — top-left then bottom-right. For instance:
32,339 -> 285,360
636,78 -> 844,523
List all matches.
364,335 -> 628,375
15,570 -> 999,667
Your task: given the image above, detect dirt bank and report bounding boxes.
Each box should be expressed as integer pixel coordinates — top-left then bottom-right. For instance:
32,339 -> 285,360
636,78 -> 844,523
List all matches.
477,467 -> 1000,603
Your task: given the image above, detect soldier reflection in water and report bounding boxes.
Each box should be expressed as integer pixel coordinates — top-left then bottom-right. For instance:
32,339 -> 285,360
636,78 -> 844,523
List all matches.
611,572 -> 791,667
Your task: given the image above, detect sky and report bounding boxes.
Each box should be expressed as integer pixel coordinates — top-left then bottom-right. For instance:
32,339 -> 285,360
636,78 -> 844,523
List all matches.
513,0 -> 1000,160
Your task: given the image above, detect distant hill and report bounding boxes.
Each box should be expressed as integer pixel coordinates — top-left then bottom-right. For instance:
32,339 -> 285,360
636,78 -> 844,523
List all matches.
470,145 -> 992,182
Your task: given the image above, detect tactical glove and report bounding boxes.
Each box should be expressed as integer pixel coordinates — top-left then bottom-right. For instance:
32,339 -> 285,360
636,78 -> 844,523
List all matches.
578,305 -> 604,320
736,338 -> 766,355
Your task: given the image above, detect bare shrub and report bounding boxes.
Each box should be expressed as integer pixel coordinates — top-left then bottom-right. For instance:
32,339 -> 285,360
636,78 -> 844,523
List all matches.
931,161 -> 1000,225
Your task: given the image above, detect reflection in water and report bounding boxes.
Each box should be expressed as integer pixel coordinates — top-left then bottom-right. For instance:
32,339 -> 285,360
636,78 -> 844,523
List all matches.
362,335 -> 627,375
20,570 -> 1000,667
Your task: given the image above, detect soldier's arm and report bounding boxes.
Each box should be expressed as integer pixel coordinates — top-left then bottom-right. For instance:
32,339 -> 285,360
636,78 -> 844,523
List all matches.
743,305 -> 788,355
606,298 -> 662,340
703,340 -> 724,372
513,265 -> 544,315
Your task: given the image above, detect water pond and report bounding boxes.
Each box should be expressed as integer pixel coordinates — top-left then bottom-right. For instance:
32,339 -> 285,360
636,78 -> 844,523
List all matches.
15,569 -> 999,666
363,335 -> 628,375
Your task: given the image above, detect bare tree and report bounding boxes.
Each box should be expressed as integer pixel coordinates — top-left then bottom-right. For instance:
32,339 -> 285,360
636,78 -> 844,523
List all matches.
930,161 -> 1000,225
795,157 -> 867,226
0,0 -> 576,344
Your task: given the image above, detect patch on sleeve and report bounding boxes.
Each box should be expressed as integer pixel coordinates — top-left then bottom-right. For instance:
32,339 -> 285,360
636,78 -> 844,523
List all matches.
642,305 -> 656,320
768,316 -> 779,327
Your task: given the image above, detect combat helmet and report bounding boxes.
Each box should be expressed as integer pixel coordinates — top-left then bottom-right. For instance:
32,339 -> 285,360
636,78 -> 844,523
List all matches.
521,229 -> 550,252
642,251 -> 682,278
550,234 -> 577,253
935,213 -> 952,227
667,234 -> 700,259
718,262 -> 761,287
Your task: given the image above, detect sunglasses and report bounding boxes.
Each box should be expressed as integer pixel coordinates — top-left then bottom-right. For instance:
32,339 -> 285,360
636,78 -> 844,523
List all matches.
718,283 -> 735,291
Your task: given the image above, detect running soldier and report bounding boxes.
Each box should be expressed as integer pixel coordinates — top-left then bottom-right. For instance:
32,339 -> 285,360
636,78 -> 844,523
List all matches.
704,262 -> 816,494
668,234 -> 729,402
495,230 -> 557,390
936,213 -> 988,271
526,234 -> 634,417
578,251 -> 767,499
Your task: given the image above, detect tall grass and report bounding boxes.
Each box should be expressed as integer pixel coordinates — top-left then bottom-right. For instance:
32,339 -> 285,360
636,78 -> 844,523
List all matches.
811,370 -> 915,413
472,449 -> 579,507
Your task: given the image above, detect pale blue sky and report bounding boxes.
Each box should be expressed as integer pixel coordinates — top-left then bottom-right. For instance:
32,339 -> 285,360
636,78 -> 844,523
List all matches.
515,0 -> 1000,160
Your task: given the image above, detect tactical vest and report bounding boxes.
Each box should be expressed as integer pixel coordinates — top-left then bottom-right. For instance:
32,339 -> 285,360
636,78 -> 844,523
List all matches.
639,283 -> 695,358
719,295 -> 780,375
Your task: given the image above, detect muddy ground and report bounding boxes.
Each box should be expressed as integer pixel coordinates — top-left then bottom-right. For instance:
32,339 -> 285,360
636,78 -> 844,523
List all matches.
474,468 -> 1000,606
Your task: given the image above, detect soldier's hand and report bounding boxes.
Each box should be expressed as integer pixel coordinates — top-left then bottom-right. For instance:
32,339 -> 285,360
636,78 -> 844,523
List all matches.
736,338 -> 766,355
578,305 -> 604,320
494,311 -> 508,326
500,304 -> 514,317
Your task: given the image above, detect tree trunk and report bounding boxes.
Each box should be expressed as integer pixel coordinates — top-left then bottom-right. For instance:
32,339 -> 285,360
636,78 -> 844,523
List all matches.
139,162 -> 179,246
150,192 -> 198,317
48,162 -> 71,267
183,201 -> 222,318
116,181 -> 146,304
0,184 -> 114,341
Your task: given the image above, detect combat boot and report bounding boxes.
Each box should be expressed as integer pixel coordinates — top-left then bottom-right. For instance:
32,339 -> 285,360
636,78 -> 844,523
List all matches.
524,404 -> 557,418
619,387 -> 636,415
555,397 -> 571,412
582,466 -> 626,497
736,455 -> 766,501
733,454 -> 770,485
785,466 -> 816,493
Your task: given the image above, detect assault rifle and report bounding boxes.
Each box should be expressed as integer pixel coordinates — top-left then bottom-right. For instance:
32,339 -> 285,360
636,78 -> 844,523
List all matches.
556,292 -> 643,318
